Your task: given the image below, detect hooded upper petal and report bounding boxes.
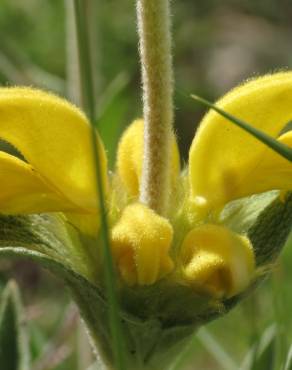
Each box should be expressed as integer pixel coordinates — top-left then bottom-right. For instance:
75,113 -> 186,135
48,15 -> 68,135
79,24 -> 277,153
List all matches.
0,87 -> 108,214
189,72 -> 292,212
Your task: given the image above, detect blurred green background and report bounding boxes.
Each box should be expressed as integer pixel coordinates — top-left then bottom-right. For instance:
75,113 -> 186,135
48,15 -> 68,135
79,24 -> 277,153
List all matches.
0,1 -> 292,369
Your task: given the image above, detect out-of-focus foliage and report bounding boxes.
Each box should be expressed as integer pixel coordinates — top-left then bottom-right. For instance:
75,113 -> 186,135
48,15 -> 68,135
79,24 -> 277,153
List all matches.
0,1 -> 292,369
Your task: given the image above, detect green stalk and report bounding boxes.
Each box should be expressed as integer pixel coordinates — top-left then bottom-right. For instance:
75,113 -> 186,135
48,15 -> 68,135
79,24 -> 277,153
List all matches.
65,0 -> 81,105
191,94 -> 292,162
73,1 -> 126,369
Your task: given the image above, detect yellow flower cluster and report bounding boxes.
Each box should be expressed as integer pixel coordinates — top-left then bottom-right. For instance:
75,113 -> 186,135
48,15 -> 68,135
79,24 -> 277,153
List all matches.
0,72 -> 291,299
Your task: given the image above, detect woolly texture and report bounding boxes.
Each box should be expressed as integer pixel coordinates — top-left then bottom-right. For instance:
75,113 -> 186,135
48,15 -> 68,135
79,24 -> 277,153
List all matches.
136,0 -> 174,215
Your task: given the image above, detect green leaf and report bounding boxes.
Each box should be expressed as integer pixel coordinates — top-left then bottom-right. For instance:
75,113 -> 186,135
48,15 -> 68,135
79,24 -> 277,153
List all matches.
0,247 -> 114,368
0,280 -> 30,370
0,213 -> 98,282
283,344 -> 292,370
221,191 -> 292,266
170,327 -> 239,370
279,121 -> 292,136
239,325 -> 277,370
73,1 -> 126,369
29,324 -> 47,362
196,327 -> 238,370
191,94 -> 292,162
251,325 -> 277,370
0,212 -> 120,367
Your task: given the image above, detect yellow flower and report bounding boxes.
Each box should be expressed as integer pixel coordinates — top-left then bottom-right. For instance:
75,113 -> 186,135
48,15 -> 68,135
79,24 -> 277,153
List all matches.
112,72 -> 292,297
0,72 -> 291,301
0,87 -> 107,233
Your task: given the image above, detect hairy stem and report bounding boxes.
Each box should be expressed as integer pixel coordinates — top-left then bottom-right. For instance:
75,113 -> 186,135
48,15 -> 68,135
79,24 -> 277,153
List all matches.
137,0 -> 174,215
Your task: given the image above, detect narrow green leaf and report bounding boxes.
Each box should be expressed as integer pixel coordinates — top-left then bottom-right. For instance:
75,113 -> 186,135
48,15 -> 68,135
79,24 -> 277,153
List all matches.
252,324 -> 277,370
72,1 -> 126,369
0,248 -> 113,364
279,121 -> 292,136
0,280 -> 30,370
283,345 -> 292,370
196,327 -> 238,370
191,94 -> 292,162
239,325 -> 277,370
153,324 -> 237,370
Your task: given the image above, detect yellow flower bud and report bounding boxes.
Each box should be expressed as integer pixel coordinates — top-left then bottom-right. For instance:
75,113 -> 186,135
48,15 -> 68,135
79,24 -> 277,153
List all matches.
180,224 -> 255,298
111,203 -> 174,285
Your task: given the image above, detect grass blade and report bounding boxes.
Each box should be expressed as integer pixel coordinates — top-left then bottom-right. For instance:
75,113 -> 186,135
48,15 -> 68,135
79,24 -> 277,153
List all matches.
250,324 -> 277,370
72,1 -> 126,369
239,325 -> 277,370
169,327 -> 238,370
65,0 -> 81,105
0,280 -> 30,370
196,327 -> 238,370
283,344 -> 292,370
191,94 -> 292,162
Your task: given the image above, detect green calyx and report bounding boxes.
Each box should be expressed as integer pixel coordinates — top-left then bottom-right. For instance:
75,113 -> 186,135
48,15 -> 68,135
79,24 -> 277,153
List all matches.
0,191 -> 291,369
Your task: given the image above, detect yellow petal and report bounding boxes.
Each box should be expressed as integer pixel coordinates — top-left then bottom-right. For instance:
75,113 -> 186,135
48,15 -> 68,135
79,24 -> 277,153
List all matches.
64,212 -> 100,236
0,151 -> 77,214
236,131 -> 292,197
116,119 -> 180,198
189,72 -> 292,212
111,203 -> 174,285
0,87 -> 108,212
180,224 -> 255,298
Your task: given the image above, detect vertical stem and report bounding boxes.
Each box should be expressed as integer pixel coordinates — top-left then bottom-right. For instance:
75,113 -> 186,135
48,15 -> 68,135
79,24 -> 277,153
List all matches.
137,0 -> 174,215
84,0 -> 102,99
65,0 -> 82,105
73,1 -> 126,369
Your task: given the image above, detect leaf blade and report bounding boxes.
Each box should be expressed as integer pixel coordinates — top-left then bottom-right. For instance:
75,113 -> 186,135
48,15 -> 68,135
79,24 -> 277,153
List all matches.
0,280 -> 30,370
73,1 -> 126,369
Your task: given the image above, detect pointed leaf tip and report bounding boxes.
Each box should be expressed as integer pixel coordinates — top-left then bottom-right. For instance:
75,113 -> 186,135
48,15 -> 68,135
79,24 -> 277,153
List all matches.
0,280 -> 30,370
